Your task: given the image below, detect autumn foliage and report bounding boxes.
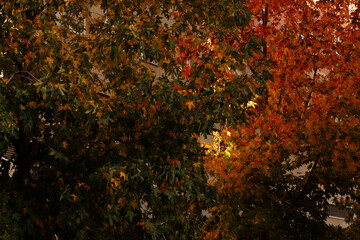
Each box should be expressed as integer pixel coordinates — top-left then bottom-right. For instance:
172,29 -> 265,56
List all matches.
1,0 -> 360,239
204,0 -> 360,239
0,0 -> 266,239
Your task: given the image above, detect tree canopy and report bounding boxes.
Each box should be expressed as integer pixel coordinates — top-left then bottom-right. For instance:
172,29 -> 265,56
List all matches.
0,0 -> 266,239
2,0 -> 360,239
204,0 -> 360,239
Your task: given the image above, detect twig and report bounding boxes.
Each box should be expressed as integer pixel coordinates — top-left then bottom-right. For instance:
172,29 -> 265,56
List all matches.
5,71 -> 41,85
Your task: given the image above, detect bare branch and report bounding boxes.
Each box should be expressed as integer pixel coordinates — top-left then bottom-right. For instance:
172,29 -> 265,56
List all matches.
5,71 -> 41,85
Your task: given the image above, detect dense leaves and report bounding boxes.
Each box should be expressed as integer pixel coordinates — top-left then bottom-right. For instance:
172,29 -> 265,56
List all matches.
204,0 -> 360,239
0,0 -> 265,239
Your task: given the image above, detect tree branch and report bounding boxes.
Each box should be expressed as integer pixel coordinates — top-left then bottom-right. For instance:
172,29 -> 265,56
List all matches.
5,71 -> 41,84
299,153 -> 321,196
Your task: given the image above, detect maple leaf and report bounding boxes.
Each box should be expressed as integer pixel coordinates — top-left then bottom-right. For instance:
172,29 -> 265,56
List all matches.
45,57 -> 54,66
185,100 -> 195,110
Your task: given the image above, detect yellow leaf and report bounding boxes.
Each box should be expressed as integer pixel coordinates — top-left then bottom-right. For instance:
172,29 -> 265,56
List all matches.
246,101 -> 257,108
28,101 -> 37,108
193,162 -> 201,168
120,171 -> 127,180
45,57 -> 54,66
71,194 -> 78,202
73,60 -> 80,69
117,197 -> 127,207
20,105 -> 25,110
58,103 -> 71,111
185,101 -> 195,110
129,200 -> 137,209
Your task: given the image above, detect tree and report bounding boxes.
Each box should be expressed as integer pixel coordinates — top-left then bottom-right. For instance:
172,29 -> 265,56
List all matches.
204,0 -> 360,239
0,0 -> 266,239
